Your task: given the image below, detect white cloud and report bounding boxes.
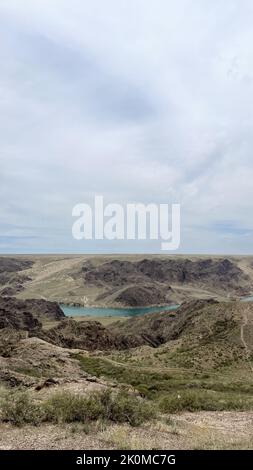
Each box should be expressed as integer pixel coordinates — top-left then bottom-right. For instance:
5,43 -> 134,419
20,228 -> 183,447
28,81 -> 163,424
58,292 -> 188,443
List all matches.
0,0 -> 253,253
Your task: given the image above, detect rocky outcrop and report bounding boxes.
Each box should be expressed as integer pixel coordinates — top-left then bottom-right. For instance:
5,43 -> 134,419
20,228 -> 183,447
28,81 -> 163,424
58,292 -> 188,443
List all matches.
111,299 -> 219,347
110,297 -> 253,368
115,284 -> 168,306
79,257 -> 251,305
0,328 -> 27,357
0,300 -> 41,331
0,258 -> 33,295
83,258 -> 248,288
22,298 -> 65,321
0,335 -> 89,388
42,319 -> 123,351
0,258 -> 33,274
0,297 -> 65,324
0,274 -> 32,296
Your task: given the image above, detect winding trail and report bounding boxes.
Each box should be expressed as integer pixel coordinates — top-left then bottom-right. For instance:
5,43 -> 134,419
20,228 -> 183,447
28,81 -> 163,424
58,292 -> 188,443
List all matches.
95,356 -> 189,375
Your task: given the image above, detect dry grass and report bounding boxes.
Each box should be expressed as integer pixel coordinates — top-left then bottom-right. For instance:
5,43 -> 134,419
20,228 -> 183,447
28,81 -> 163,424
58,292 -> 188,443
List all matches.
0,411 -> 252,450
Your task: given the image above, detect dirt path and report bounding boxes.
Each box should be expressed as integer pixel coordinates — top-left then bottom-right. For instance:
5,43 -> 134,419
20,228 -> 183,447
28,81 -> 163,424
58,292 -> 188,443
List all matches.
99,356 -> 187,374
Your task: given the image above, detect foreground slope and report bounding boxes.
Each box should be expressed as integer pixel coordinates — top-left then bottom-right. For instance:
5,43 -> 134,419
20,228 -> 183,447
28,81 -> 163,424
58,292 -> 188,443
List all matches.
111,299 -> 253,369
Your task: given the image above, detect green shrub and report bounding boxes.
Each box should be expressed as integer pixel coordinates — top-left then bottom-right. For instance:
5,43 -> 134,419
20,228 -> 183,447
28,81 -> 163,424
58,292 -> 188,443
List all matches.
43,392 -> 105,423
43,389 -> 155,426
0,387 -> 155,428
159,389 -> 253,413
107,390 -> 155,426
159,390 -> 210,412
1,391 -> 43,426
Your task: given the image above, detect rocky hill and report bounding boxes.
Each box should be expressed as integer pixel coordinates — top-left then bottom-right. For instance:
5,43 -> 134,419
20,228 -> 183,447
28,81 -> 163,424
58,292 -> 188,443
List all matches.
115,284 -> 169,306
0,257 -> 33,275
1,255 -> 253,306
0,299 -> 41,332
81,258 -> 251,306
0,257 -> 34,296
83,258 -> 245,287
42,319 -> 122,351
0,295 -> 252,365
0,296 -> 65,324
110,299 -> 253,370
31,298 -> 253,373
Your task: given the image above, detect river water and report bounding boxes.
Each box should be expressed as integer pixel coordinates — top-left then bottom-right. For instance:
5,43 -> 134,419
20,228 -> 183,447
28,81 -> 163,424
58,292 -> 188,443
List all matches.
60,303 -> 180,318
60,294 -> 253,318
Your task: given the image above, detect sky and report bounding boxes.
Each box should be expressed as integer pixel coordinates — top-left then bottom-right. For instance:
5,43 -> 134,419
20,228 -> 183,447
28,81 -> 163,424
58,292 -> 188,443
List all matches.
0,0 -> 253,254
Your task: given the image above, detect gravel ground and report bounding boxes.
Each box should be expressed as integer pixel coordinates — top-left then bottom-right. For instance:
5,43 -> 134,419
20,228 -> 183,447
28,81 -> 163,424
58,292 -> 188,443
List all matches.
0,411 -> 252,450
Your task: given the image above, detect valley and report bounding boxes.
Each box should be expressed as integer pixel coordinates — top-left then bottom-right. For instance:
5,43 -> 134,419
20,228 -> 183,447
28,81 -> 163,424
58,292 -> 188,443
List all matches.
0,255 -> 253,449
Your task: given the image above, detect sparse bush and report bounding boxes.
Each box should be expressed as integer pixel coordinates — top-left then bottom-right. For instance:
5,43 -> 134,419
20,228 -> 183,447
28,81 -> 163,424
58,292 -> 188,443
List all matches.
103,389 -> 155,426
1,391 -> 43,426
1,387 -> 154,427
82,422 -> 92,434
163,416 -> 175,426
159,389 -> 253,413
70,423 -> 91,434
43,389 -> 155,427
43,392 -> 104,423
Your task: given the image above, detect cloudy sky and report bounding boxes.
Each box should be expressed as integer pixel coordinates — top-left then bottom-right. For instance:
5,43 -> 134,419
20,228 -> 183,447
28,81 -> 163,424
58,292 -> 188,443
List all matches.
0,0 -> 253,254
